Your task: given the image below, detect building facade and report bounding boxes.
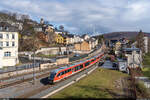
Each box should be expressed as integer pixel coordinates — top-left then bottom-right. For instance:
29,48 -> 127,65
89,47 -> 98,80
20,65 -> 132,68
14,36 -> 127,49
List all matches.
55,34 -> 65,44
74,38 -> 98,51
0,47 -> 3,68
0,22 -> 19,68
74,41 -> 90,51
123,47 -> 142,68
143,36 -> 149,53
115,41 -> 121,56
0,31 -> 19,67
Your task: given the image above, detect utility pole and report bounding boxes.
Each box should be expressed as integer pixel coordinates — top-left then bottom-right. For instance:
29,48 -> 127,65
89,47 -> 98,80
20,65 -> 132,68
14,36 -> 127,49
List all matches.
33,49 -> 35,85
32,31 -> 36,85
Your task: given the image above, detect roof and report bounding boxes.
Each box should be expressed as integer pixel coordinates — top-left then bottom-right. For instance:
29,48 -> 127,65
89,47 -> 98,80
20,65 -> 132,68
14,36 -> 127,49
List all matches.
123,47 -> 140,52
0,22 -> 19,32
66,34 -> 74,38
86,38 -> 96,42
110,40 -> 118,43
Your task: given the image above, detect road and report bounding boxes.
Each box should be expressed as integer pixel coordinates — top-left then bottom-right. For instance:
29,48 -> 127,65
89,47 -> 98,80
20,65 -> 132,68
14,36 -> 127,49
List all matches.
100,60 -> 118,70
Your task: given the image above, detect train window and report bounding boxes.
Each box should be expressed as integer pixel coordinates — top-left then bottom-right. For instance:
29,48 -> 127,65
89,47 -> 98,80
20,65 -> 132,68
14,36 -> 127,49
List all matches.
80,65 -> 83,69
69,69 -> 71,72
57,73 -> 61,77
68,69 -> 71,72
61,71 -> 65,75
75,66 -> 80,71
77,66 -> 80,70
91,59 -> 94,62
50,72 -> 56,79
75,66 -> 78,71
65,70 -> 67,74
85,61 -> 90,66
72,68 -> 75,71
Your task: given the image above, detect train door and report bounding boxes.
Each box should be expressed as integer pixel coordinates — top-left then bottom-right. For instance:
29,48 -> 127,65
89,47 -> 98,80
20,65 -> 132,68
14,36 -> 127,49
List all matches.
56,72 -> 61,80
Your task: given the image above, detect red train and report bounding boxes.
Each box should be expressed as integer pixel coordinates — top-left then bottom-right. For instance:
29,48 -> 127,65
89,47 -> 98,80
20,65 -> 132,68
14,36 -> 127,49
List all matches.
49,53 -> 104,84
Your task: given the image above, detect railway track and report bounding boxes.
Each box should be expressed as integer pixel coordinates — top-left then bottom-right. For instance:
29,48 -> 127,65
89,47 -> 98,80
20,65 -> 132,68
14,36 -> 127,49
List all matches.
0,51 -> 103,90
16,62 -> 99,98
0,66 -> 61,89
0,48 -> 104,98
0,57 -> 86,89
0,71 -> 50,89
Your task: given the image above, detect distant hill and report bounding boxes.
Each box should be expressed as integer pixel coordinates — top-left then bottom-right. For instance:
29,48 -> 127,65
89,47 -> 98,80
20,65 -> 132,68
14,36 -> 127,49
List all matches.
101,31 -> 150,40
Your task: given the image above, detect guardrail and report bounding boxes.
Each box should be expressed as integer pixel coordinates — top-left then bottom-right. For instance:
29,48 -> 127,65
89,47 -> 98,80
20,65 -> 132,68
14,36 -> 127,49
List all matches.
0,63 -> 41,74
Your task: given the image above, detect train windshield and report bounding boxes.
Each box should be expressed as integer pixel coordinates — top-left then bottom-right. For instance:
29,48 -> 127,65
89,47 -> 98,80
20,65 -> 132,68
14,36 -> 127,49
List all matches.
50,72 -> 56,79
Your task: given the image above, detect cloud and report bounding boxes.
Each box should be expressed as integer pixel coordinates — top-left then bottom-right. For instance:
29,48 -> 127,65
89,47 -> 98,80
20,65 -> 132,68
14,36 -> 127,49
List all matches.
0,0 -> 150,35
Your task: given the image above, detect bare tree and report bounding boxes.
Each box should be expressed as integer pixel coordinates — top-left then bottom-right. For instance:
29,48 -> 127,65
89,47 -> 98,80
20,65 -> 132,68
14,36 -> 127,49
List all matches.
148,38 -> 150,53
59,25 -> 64,31
44,20 -> 49,25
21,14 -> 30,22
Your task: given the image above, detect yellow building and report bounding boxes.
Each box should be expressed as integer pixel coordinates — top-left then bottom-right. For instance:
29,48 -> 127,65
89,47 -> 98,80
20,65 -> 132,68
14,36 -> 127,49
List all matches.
114,41 -> 122,56
55,34 -> 66,44
115,41 -> 121,50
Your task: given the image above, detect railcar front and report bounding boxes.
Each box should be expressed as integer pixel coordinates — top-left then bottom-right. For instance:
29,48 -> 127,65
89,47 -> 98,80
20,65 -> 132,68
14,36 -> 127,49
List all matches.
49,71 -> 57,84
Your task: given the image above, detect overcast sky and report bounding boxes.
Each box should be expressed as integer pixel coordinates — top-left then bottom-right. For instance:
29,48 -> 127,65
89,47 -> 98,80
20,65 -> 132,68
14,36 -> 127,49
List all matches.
0,0 -> 150,35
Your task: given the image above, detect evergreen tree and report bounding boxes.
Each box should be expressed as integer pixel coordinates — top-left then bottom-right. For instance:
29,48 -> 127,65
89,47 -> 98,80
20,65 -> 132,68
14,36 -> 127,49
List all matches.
136,30 -> 145,54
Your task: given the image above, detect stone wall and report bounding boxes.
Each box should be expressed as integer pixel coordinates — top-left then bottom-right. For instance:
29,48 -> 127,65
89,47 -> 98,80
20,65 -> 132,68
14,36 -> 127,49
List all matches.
56,57 -> 69,65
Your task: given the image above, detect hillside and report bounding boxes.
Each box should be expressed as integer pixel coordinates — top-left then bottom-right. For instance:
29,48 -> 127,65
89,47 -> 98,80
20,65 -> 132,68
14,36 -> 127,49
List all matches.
102,31 -> 150,40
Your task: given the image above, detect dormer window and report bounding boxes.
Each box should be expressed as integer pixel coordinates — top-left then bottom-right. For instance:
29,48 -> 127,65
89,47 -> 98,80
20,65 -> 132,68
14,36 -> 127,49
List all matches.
5,27 -> 9,31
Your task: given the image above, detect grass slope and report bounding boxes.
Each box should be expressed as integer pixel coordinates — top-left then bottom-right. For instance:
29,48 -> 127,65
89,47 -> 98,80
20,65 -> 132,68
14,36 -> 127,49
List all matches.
142,53 -> 150,77
50,68 -> 128,98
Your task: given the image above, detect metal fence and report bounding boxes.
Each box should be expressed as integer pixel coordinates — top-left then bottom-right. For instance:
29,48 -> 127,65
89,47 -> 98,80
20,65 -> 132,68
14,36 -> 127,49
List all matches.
0,63 -> 41,74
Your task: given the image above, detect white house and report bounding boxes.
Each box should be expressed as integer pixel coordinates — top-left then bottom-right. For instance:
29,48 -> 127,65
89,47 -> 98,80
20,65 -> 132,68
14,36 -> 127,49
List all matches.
74,35 -> 84,43
123,47 -> 142,68
0,24 -> 19,67
82,34 -> 90,40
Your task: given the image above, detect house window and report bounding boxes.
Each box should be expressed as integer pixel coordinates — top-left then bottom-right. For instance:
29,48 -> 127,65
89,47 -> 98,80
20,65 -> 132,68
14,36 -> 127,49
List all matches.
0,42 -> 3,47
12,34 -> 15,39
0,27 -> 2,30
12,42 -> 15,46
0,34 -> 3,39
4,52 -> 11,57
6,34 -> 9,39
5,27 -> 9,31
6,42 -> 9,46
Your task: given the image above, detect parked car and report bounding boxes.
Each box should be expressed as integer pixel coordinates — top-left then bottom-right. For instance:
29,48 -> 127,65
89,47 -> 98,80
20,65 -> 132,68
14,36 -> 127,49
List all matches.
112,62 -> 118,69
98,62 -> 104,67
